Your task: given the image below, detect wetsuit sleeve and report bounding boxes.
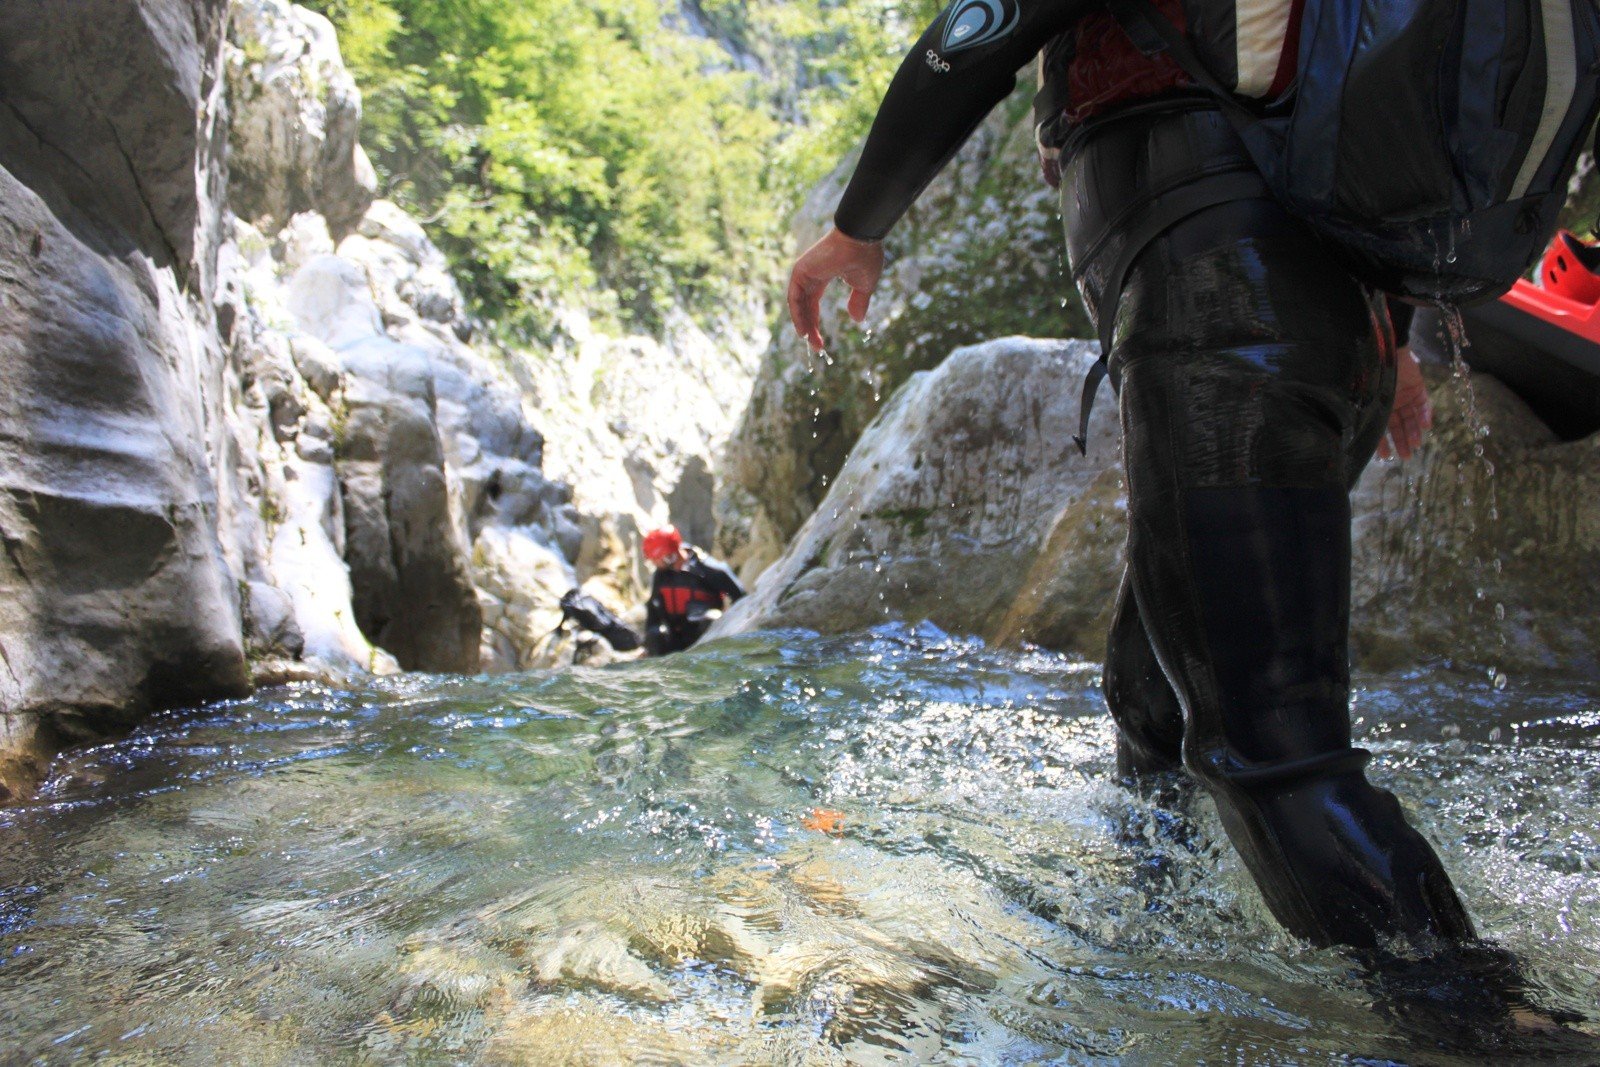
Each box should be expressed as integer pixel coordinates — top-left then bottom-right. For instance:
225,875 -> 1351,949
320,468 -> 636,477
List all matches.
834,0 -> 1093,241
706,558 -> 747,604
645,572 -> 664,632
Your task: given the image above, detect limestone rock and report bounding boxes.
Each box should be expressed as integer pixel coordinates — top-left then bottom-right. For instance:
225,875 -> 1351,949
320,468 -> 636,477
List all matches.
714,339 -> 1121,650
716,337 -> 1600,679
227,0 -> 376,238
0,0 -> 247,799
531,923 -> 671,1003
0,0 -> 230,272
473,526 -> 578,672
287,255 -> 481,673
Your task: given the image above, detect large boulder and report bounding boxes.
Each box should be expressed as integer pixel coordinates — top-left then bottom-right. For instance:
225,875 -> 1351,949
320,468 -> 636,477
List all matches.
715,337 -> 1600,679
227,0 -> 377,238
0,0 -> 248,799
715,339 -> 1122,650
721,94 -> 1089,580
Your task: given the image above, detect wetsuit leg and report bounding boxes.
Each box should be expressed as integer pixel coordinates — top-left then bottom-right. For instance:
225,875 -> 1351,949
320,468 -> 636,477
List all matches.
1105,195 -> 1475,950
1104,267 -> 1398,787
1104,572 -> 1184,780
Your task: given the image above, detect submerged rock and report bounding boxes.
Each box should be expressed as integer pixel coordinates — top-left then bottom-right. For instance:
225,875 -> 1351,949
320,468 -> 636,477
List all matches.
716,337 -> 1600,678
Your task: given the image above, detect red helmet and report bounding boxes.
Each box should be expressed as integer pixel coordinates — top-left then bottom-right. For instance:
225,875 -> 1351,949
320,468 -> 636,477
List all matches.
642,526 -> 682,564
1540,230 -> 1600,304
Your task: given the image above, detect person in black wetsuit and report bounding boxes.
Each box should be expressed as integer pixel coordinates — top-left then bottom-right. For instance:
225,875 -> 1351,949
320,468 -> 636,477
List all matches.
787,0 -> 1493,966
642,526 -> 746,656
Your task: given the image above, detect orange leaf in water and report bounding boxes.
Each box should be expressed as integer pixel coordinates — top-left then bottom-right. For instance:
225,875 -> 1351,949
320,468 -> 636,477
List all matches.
802,808 -> 846,835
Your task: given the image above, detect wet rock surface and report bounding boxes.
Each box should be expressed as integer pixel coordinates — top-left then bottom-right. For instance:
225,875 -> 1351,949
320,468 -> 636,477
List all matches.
717,339 -> 1122,652
717,338 -> 1600,679
0,0 -> 244,799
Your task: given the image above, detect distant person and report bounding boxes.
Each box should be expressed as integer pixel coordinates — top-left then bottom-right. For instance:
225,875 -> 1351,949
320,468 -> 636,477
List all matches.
642,526 -> 745,656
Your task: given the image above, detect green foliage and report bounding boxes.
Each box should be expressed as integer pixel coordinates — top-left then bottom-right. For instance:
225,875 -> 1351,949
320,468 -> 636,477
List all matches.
302,0 -> 946,340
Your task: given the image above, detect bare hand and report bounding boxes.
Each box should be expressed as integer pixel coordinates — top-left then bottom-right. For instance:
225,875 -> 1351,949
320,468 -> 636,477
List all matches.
1378,346 -> 1433,461
786,228 -> 885,351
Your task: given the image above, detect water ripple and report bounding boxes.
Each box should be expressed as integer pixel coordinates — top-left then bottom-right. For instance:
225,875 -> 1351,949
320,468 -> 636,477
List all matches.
0,628 -> 1595,1063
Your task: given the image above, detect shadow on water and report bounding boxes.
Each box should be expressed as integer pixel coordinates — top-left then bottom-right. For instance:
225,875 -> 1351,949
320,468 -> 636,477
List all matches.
0,623 -> 1597,1064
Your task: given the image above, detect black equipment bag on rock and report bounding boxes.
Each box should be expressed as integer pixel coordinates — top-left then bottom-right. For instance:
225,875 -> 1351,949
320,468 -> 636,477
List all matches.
1106,0 -> 1600,305
558,589 -> 642,652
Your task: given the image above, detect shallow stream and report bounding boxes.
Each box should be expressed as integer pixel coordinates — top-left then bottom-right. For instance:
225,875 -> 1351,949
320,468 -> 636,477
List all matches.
2,626 -> 1597,1064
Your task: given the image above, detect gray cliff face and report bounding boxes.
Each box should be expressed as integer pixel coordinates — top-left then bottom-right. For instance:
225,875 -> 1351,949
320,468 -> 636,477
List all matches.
715,337 -> 1600,680
0,0 -> 245,797
0,0 -> 231,274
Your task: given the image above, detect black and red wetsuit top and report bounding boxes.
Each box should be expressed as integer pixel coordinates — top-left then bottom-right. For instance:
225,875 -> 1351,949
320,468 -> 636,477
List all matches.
834,0 -> 1302,240
645,549 -> 746,654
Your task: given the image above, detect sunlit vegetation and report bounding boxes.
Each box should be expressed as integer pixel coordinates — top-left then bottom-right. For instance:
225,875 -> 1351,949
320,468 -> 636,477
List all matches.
302,0 -> 945,339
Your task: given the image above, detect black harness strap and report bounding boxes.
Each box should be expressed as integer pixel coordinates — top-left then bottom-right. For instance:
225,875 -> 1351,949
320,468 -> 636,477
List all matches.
1075,168 -> 1269,453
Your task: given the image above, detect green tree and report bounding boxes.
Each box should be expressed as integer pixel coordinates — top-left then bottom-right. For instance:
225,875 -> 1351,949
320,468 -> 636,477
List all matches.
303,0 -> 944,339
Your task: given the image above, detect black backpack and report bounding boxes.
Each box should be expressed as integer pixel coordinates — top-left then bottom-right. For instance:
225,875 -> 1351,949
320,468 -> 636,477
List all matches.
558,588 -> 642,652
1049,0 -> 1600,450
1106,0 -> 1600,304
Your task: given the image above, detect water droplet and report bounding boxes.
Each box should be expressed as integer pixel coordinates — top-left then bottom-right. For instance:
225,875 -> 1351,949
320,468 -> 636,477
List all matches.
1495,602 -> 1506,621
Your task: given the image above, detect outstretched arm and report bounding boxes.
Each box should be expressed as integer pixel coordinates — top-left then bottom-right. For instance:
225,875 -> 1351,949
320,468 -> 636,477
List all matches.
836,0 -> 1088,241
789,0 -> 1090,348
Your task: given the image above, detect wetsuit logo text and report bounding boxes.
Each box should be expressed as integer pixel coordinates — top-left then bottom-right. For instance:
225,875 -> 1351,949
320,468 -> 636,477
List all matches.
925,49 -> 951,73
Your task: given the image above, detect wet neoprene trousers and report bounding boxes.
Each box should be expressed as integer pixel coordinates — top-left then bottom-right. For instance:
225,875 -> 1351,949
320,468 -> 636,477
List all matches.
834,1 -> 1478,949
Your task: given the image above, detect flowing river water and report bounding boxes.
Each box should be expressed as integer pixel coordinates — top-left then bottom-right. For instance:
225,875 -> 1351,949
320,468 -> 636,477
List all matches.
2,626 -> 1597,1064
